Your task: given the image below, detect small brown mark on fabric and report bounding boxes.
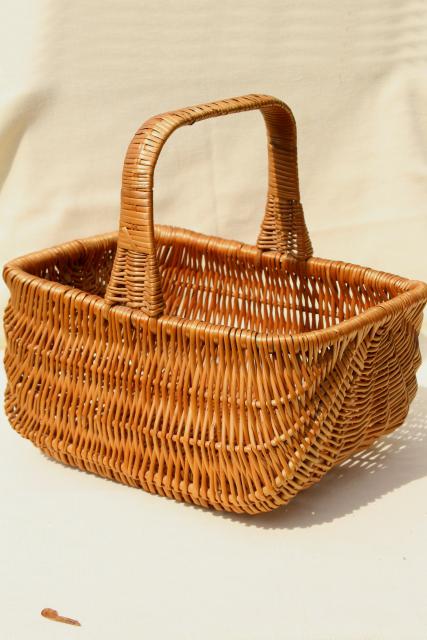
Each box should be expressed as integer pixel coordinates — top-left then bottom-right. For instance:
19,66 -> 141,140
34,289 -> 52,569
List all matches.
41,608 -> 81,626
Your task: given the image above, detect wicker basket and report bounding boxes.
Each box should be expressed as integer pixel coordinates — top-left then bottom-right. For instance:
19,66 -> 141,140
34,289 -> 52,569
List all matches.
3,94 -> 427,515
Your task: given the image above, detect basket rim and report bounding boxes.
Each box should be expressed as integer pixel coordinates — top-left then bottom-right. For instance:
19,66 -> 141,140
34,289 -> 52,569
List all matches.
4,226 -> 427,349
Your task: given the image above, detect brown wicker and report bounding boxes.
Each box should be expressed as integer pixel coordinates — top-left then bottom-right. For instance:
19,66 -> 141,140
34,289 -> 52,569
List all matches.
3,94 -> 427,515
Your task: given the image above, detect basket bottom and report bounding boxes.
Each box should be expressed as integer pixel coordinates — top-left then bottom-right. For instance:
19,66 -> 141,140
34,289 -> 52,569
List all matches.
5,383 -> 415,516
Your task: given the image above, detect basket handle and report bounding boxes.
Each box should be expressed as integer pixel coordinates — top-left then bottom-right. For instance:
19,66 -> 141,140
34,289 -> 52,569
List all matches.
105,94 -> 313,316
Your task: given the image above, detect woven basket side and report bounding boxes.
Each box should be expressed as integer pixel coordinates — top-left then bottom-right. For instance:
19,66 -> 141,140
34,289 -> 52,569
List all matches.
4,247 -> 426,513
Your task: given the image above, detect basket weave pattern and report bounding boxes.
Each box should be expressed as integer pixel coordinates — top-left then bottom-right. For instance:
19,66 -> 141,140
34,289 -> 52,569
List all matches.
3,95 -> 427,514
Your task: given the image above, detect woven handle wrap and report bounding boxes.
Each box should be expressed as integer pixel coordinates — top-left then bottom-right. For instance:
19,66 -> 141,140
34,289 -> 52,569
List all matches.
105,94 -> 313,315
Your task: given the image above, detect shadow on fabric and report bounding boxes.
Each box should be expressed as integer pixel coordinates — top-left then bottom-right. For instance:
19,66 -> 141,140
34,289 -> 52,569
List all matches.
216,382 -> 427,530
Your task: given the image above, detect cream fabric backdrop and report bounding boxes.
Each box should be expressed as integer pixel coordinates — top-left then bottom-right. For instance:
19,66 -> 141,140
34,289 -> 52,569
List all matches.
1,0 -> 426,345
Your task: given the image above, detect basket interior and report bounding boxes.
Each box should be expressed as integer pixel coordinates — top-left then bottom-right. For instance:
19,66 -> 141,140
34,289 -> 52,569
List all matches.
31,232 -> 398,335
